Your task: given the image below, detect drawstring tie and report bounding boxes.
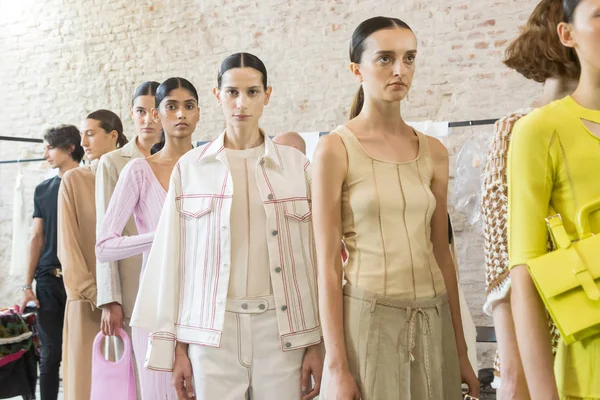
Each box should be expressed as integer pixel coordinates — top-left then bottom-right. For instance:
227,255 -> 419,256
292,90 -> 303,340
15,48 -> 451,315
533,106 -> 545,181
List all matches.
407,307 -> 433,400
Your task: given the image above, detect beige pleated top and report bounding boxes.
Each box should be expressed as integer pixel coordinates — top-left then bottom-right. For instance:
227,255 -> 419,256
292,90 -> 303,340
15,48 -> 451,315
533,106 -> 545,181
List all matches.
225,144 -> 272,298
335,125 -> 446,300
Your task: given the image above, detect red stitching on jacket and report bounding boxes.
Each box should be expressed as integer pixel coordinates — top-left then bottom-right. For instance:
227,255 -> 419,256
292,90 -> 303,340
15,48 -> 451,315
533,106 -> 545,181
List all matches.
196,141 -> 215,162
175,323 -> 222,333
211,172 -> 229,328
179,163 -> 188,326
199,201 -> 212,326
284,204 -> 307,329
263,197 -> 311,204
262,166 -> 293,329
276,206 -> 294,330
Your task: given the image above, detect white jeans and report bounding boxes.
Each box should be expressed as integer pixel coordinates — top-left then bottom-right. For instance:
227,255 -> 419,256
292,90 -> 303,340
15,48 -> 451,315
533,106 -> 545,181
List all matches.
189,296 -> 305,400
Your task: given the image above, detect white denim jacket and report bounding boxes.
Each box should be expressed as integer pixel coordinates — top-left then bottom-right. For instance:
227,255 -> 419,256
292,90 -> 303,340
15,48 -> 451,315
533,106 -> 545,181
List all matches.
130,131 -> 321,371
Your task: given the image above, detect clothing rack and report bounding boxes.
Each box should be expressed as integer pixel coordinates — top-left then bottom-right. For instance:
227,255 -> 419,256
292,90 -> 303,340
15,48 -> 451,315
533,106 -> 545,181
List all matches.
447,118 -> 498,128
0,136 -> 44,164
0,136 -> 43,144
0,158 -> 46,165
1,119 -> 499,163
317,118 -> 499,136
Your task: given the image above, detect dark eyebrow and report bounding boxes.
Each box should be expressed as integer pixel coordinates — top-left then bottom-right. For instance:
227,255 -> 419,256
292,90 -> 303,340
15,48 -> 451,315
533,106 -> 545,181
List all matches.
374,50 -> 396,56
223,86 -> 262,90
184,99 -> 197,104
374,49 -> 418,56
134,106 -> 147,110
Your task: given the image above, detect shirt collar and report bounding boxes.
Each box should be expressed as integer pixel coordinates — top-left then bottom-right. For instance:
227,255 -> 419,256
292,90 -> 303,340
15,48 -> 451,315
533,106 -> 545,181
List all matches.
120,136 -> 144,158
198,129 -> 284,170
90,159 -> 100,175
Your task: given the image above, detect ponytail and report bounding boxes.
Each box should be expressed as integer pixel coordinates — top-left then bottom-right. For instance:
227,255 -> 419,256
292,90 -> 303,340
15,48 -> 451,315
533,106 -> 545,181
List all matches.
150,130 -> 165,155
116,132 -> 129,148
349,86 -> 364,120
86,109 -> 128,148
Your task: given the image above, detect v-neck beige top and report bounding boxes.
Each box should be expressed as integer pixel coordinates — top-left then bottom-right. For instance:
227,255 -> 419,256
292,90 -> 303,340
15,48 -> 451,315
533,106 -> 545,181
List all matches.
225,144 -> 272,298
334,125 -> 446,300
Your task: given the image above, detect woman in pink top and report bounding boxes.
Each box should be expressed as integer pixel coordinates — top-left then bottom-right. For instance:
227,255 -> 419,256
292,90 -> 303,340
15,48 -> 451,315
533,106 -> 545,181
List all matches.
96,77 -> 199,400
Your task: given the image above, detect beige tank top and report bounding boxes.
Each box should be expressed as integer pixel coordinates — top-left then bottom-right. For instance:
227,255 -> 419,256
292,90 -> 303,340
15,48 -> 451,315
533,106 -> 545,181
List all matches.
225,144 -> 272,299
335,125 -> 446,300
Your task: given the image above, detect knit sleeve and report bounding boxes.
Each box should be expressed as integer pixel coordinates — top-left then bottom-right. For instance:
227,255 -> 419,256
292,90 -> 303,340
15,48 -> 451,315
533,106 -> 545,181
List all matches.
481,110 -> 528,315
95,159 -> 155,262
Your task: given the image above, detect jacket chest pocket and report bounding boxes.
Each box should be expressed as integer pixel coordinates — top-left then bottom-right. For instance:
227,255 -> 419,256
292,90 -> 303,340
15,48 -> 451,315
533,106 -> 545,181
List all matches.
283,199 -> 312,223
176,196 -> 217,288
177,196 -> 214,220
278,199 -> 313,264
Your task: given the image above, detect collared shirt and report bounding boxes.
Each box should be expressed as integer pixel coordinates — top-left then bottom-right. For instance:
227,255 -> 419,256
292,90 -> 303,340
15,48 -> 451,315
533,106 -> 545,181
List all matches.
58,162 -> 100,305
95,138 -> 144,317
131,132 -> 321,372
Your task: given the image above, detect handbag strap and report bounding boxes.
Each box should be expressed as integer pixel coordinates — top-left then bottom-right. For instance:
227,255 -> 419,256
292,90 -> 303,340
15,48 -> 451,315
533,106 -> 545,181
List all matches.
92,328 -> 132,366
545,212 -> 600,300
577,199 -> 600,239
546,214 -> 571,250
572,257 -> 600,301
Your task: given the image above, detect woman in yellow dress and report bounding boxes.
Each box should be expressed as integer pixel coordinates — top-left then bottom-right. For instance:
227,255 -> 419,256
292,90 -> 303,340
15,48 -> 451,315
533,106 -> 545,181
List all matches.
508,0 -> 600,399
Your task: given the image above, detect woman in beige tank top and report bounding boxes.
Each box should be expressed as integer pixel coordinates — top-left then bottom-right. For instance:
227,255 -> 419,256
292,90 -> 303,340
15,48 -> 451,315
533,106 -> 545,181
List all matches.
312,16 -> 479,400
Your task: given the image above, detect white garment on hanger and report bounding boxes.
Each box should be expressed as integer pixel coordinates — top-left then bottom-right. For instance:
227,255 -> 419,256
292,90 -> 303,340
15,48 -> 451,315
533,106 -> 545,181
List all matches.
10,170 -> 30,276
297,132 -> 320,162
407,120 -> 450,137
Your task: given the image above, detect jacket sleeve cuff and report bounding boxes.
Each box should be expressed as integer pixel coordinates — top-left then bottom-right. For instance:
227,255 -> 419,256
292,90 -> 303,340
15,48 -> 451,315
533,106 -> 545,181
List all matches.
96,261 -> 123,308
143,332 -> 176,372
80,285 -> 98,309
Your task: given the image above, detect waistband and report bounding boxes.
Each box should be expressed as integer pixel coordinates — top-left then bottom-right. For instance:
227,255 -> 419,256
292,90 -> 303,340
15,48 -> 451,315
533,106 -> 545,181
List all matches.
226,295 -> 275,314
344,284 -> 448,399
35,267 -> 63,279
343,285 -> 448,310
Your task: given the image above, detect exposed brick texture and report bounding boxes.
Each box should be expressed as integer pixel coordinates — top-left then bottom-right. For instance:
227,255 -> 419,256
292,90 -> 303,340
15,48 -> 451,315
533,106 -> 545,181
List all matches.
0,0 -> 546,370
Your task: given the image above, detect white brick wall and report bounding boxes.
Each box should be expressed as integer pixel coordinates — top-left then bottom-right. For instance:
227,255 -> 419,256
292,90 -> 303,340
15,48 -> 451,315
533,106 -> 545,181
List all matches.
0,0 -> 545,369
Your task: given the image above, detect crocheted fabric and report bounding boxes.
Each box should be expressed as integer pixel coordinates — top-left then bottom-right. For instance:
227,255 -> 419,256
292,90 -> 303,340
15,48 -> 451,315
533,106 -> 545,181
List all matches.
481,110 -> 560,377
0,307 -> 32,360
482,110 -> 530,313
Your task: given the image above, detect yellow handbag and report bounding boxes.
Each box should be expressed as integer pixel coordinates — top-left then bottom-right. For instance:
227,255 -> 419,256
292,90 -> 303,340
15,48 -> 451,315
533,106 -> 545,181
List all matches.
526,199 -> 600,345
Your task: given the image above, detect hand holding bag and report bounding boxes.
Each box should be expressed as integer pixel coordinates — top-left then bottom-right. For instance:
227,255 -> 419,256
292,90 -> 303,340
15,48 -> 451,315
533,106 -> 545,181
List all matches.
527,199 -> 600,345
90,329 -> 137,400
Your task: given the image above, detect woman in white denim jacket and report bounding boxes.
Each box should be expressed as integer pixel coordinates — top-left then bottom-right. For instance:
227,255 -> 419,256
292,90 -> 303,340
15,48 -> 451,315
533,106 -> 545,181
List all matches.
131,53 -> 323,400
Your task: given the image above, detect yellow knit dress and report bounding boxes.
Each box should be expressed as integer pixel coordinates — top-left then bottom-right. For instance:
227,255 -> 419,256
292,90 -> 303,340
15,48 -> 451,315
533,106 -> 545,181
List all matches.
508,96 -> 600,400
